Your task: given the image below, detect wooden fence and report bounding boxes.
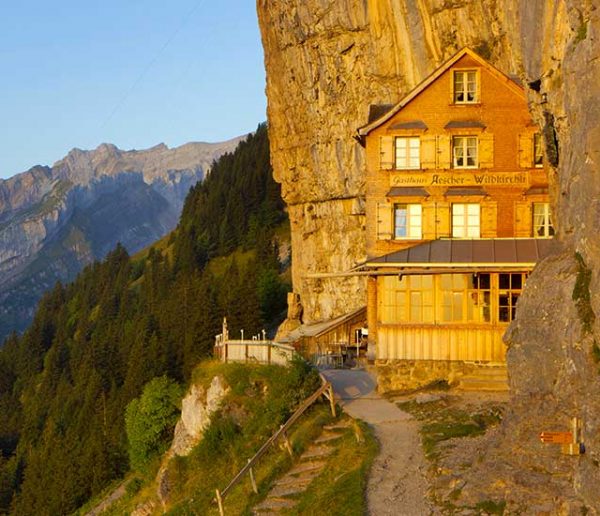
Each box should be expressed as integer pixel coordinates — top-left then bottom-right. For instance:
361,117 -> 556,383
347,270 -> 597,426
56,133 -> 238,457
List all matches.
214,339 -> 295,366
214,374 -> 336,515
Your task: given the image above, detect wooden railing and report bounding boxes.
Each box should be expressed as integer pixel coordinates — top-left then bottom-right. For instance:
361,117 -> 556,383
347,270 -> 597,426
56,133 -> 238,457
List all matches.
214,375 -> 336,515
214,339 -> 295,366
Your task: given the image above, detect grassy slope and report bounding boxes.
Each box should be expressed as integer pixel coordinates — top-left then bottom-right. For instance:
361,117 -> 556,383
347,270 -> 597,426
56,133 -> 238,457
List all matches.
96,360 -> 377,516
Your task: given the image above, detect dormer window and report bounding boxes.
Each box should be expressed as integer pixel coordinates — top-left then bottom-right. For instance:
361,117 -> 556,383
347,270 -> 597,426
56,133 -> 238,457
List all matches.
454,70 -> 478,103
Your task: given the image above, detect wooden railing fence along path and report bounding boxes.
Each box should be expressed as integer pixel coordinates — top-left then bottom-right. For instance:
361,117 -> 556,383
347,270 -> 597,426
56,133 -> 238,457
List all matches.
213,374 -> 337,516
214,318 -> 295,366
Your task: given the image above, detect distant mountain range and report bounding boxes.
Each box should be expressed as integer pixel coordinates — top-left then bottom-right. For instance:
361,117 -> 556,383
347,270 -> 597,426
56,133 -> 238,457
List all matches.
0,137 -> 244,343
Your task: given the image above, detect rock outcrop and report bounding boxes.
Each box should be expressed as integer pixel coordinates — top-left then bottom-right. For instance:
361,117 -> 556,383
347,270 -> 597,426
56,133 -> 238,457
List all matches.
0,137 -> 243,342
258,0 -> 600,510
157,375 -> 230,506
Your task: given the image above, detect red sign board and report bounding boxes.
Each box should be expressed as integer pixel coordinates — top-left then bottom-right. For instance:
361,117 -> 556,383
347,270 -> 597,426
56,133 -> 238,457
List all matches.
539,431 -> 573,444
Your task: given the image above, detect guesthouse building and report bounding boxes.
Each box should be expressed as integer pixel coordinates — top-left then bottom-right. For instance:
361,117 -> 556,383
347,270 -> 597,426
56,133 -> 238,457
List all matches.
356,48 -> 554,387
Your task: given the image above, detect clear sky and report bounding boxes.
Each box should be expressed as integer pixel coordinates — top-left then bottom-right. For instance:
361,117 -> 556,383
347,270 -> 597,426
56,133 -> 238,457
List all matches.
0,0 -> 267,178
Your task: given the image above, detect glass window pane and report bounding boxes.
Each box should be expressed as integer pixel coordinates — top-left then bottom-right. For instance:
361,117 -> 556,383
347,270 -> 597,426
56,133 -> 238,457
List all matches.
479,274 -> 491,289
511,274 -> 523,289
467,204 -> 479,216
499,274 -> 510,289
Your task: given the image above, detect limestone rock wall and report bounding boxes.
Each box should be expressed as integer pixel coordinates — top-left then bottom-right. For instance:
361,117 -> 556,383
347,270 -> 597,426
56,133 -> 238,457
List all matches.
258,0 -> 600,509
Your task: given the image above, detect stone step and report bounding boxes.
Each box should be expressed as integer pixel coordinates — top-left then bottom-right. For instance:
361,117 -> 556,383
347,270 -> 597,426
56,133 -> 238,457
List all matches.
300,445 -> 335,460
323,421 -> 352,432
314,432 -> 343,444
253,497 -> 297,512
269,479 -> 312,498
275,468 -> 321,486
457,378 -> 509,392
287,460 -> 326,476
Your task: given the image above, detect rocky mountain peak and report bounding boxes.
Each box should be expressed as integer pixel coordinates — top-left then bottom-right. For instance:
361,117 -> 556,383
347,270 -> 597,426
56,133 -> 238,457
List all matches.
0,134 -> 245,341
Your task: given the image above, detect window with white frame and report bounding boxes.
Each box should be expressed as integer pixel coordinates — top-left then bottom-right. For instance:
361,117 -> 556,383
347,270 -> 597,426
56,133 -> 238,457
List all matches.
533,133 -> 543,167
452,203 -> 480,238
532,202 -> 554,238
395,137 -> 420,169
453,70 -> 478,103
453,136 -> 478,168
394,203 -> 422,239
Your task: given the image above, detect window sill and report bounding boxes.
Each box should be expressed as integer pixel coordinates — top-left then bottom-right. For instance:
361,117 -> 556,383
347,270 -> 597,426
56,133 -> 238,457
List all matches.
451,102 -> 481,106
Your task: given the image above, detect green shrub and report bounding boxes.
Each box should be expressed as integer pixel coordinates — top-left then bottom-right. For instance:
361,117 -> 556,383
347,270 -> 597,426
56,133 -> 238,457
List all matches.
125,376 -> 182,472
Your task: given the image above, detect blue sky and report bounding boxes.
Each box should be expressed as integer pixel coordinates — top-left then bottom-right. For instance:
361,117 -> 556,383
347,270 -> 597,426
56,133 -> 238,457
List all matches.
0,0 -> 266,178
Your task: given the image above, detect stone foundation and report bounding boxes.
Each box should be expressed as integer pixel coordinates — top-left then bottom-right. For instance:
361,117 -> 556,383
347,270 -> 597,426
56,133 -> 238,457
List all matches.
374,359 -> 495,393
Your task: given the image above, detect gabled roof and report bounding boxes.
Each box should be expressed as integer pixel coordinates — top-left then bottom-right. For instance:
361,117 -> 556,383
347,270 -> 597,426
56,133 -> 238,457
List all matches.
366,238 -> 554,268
357,48 -> 525,138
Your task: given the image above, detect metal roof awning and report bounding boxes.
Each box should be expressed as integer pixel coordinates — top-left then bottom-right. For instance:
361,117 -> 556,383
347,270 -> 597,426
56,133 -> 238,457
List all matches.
366,238 -> 555,269
444,120 -> 486,129
278,306 -> 367,343
387,187 -> 430,197
388,120 -> 428,131
525,186 -> 549,195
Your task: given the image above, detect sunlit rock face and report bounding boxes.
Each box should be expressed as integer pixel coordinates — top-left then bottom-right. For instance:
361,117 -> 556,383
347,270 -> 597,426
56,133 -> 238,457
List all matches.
258,0 -> 600,509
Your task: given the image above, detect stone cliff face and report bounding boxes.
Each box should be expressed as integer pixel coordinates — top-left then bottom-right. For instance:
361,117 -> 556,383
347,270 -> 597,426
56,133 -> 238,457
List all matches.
258,0 -> 600,510
0,137 -> 243,341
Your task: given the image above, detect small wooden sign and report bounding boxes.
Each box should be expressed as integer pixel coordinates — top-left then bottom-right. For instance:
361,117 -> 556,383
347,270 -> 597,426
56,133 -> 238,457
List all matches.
539,431 -> 573,444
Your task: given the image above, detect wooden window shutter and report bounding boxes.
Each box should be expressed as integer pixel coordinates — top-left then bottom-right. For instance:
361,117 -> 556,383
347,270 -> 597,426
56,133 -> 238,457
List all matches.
479,134 -> 494,168
421,203 -> 437,240
435,201 -> 451,237
420,136 -> 436,169
514,200 -> 533,237
437,135 -> 452,169
519,134 -> 534,168
377,202 -> 393,240
480,201 -> 498,237
380,136 -> 394,170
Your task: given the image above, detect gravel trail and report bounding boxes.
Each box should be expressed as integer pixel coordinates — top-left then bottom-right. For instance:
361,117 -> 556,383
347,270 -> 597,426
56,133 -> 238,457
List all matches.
322,369 -> 433,516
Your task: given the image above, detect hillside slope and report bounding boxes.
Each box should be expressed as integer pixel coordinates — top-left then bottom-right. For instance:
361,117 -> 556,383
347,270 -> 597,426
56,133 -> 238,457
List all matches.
0,137 -> 243,341
0,124 -> 290,515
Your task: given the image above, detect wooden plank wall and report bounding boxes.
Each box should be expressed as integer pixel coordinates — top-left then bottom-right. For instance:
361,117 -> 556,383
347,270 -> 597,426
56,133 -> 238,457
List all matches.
377,325 -> 506,362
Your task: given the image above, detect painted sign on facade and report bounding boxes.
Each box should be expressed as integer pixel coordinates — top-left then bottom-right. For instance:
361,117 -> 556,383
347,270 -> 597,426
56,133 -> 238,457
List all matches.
390,171 -> 529,188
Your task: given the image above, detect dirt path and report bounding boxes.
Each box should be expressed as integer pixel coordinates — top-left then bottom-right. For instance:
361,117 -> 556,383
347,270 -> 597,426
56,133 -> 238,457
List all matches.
322,369 -> 433,516
85,479 -> 129,516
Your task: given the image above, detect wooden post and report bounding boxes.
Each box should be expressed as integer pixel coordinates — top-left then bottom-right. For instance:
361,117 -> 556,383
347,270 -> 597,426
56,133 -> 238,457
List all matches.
268,343 -> 271,365
328,384 -> 336,417
224,343 -> 228,364
215,489 -> 224,516
248,459 -> 258,494
245,342 -> 249,363
281,431 -> 293,457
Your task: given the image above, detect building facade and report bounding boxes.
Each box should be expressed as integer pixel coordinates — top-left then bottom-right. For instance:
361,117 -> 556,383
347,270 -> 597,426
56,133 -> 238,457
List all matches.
356,48 -> 553,387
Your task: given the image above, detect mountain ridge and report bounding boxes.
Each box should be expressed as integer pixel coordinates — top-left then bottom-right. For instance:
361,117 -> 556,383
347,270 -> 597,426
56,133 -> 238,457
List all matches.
0,135 -> 245,342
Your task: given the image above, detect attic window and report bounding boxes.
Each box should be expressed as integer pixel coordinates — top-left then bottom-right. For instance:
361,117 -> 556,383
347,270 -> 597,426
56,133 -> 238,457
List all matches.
454,70 -> 478,103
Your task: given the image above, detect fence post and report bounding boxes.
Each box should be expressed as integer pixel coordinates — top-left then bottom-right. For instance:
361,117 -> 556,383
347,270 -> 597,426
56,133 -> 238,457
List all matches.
224,343 -> 228,364
268,343 -> 271,365
328,384 -> 336,417
215,489 -> 225,516
248,459 -> 258,494
281,431 -> 293,457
